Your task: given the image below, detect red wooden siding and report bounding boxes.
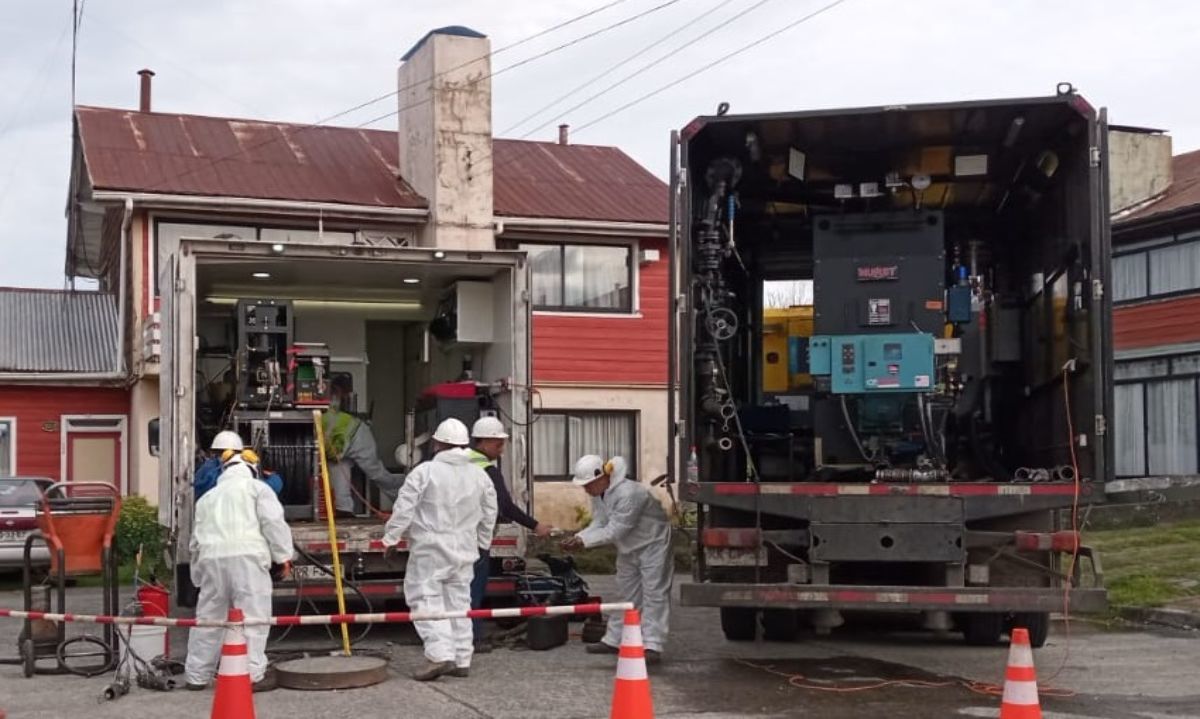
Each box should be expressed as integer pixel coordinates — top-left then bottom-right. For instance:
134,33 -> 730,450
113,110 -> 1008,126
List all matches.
532,238 -> 668,385
0,386 -> 129,480
1114,295 -> 1200,350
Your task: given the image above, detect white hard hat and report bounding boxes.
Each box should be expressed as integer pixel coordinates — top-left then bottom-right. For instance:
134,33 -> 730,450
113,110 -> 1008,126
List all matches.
471,416 -> 509,439
572,455 -> 607,486
211,430 -> 244,451
432,418 -> 470,447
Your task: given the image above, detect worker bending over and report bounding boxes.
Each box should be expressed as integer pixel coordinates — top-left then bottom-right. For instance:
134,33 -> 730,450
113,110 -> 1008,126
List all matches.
185,450 -> 294,692
562,455 -> 672,664
466,416 -> 554,652
195,431 -> 282,499
323,376 -> 404,517
382,418 -> 497,681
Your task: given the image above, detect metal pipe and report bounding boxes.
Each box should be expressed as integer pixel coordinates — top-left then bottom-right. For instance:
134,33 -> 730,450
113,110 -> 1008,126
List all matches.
90,191 -> 430,220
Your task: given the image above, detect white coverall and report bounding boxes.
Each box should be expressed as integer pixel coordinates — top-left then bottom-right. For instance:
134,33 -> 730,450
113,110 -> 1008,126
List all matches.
185,461 -> 294,684
577,458 -> 673,652
382,447 -> 497,669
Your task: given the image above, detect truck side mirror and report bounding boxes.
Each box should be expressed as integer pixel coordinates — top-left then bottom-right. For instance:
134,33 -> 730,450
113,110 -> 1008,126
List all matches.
148,418 -> 160,457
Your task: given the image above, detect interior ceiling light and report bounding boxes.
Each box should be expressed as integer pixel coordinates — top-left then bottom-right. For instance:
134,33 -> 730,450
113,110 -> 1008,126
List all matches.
252,272 -> 271,279
270,243 -> 285,254
403,277 -> 421,284
433,250 -> 447,259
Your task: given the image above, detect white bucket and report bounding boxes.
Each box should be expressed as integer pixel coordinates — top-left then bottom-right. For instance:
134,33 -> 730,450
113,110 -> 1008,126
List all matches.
118,625 -> 168,674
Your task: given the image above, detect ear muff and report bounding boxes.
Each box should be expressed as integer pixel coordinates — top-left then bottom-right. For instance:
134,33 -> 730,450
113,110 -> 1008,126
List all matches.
221,449 -> 236,463
603,460 -> 614,475
241,449 -> 260,465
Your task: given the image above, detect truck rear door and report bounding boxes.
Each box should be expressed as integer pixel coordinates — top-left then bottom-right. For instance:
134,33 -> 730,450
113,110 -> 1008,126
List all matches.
158,248 -> 197,559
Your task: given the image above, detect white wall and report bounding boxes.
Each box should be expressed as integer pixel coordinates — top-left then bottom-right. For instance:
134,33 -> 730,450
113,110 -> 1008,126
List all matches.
128,376 -> 159,501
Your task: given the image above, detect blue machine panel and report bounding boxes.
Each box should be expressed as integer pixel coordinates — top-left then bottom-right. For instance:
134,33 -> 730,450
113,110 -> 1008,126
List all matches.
809,333 -> 935,393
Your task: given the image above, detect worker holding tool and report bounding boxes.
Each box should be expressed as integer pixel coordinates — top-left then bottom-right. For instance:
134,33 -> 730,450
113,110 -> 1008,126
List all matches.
323,376 -> 404,518
381,418 -> 497,681
561,455 -> 672,664
185,450 -> 295,692
466,415 -> 554,653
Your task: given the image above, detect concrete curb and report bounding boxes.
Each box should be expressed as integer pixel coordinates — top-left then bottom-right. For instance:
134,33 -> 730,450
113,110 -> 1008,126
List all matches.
1117,606 -> 1200,631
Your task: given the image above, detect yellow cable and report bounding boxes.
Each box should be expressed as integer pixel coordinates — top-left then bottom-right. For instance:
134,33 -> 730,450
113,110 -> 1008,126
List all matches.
312,409 -> 352,656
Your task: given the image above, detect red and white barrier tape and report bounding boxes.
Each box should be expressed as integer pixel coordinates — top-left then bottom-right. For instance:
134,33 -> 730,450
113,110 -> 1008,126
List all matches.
0,601 -> 633,629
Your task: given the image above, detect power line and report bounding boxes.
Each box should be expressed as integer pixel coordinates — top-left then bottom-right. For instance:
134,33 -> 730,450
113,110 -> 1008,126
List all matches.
501,0 -> 738,137
138,0 -> 672,191
574,0 -> 849,134
512,0 -> 779,142
355,0 -> 689,129
480,0 -> 850,177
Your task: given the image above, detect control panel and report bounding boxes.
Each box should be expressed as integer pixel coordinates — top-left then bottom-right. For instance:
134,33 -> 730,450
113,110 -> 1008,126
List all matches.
808,333 -> 935,394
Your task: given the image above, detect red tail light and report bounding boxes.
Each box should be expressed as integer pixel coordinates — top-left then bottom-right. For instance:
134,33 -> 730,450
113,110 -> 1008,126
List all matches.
0,516 -> 37,532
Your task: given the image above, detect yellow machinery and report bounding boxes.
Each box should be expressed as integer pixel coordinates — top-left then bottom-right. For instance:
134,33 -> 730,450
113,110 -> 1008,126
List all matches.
762,306 -> 814,394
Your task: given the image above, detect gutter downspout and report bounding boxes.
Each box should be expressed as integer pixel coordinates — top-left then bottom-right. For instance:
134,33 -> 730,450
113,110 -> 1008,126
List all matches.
117,198 -> 131,376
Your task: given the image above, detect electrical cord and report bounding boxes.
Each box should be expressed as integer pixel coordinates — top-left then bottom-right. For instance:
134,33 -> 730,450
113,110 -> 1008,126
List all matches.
1041,361 -> 1082,684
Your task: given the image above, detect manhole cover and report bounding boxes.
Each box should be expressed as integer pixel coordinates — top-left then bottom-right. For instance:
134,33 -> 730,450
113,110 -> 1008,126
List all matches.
274,655 -> 390,691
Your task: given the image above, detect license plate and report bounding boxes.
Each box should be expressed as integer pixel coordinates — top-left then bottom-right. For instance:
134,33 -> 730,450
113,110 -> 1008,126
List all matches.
291,564 -> 334,583
0,530 -> 27,543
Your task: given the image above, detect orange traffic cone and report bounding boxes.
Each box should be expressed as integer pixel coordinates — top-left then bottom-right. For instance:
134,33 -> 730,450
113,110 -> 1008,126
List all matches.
1000,627 -> 1042,719
210,608 -> 256,719
609,609 -> 655,719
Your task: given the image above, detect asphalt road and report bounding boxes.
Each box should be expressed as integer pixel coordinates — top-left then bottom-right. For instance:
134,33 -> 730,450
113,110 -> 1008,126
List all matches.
0,576 -> 1197,718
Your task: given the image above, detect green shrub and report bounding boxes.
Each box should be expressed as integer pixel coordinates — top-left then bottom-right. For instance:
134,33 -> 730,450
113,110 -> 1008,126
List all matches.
115,496 -> 167,572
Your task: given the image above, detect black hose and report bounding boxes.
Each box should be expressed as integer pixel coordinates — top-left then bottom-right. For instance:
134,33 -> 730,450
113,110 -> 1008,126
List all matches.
270,545 -> 375,649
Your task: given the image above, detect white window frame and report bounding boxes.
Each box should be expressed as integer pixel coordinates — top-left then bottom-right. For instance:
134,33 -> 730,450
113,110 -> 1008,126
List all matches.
518,237 -> 643,318
59,415 -> 128,494
0,417 -> 16,476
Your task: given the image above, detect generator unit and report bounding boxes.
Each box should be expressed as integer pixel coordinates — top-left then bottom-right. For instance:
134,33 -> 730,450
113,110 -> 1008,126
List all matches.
235,299 -> 294,409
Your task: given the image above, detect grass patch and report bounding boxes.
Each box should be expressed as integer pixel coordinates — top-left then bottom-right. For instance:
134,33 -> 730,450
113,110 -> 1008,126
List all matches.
1086,519 -> 1200,609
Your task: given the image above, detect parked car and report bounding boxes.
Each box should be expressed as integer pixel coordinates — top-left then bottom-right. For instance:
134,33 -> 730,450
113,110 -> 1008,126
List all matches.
0,477 -> 54,570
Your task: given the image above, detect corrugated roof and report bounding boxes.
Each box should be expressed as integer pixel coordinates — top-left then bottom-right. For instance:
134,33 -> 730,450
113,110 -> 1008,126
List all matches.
75,106 -> 427,209
75,106 -> 668,224
491,139 -> 668,223
1119,148 -> 1200,225
0,289 -> 119,373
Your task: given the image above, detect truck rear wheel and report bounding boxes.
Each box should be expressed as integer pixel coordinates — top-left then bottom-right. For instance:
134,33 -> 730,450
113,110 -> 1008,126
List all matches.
720,608 -> 757,641
962,612 -> 1004,646
760,609 -> 800,642
1011,612 -> 1050,649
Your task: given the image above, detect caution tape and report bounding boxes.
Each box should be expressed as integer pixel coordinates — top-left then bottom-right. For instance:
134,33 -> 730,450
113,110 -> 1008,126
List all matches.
0,602 -> 633,629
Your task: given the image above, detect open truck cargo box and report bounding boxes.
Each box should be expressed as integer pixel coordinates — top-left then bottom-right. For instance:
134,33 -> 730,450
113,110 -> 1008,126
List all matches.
159,239 -> 532,606
669,90 -> 1111,644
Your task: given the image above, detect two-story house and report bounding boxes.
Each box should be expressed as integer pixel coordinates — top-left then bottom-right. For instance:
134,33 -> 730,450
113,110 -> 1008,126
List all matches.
1110,129 -> 1200,480
60,26 -> 668,524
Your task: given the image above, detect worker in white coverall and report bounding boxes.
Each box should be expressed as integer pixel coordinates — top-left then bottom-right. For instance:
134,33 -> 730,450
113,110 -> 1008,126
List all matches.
561,455 -> 672,664
382,418 -> 498,681
185,453 -> 294,692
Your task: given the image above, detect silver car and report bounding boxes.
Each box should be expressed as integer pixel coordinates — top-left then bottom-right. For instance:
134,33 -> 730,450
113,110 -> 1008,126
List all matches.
0,477 -> 53,570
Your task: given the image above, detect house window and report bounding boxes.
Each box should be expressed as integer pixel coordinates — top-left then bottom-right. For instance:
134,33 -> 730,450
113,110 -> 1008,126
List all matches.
1149,241 -> 1200,295
519,242 -> 633,312
531,410 -> 637,481
0,418 -> 14,476
1114,357 -> 1200,478
1112,253 -> 1147,301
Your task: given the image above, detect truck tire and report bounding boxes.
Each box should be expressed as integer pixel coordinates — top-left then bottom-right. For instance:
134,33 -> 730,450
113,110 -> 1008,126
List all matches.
720,608 -> 757,641
760,609 -> 800,642
962,612 -> 1004,646
1011,612 -> 1050,649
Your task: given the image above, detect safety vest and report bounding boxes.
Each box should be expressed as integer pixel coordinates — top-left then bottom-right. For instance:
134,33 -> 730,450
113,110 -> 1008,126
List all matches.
322,410 -> 360,462
466,448 -> 495,469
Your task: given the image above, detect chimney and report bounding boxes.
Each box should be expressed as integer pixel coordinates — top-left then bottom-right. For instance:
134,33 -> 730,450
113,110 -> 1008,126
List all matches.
138,69 -> 155,112
558,124 -> 569,146
397,27 -> 494,251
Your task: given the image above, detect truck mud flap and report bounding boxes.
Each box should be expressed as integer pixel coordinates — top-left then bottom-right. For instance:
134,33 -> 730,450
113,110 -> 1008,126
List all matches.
680,583 -> 1107,613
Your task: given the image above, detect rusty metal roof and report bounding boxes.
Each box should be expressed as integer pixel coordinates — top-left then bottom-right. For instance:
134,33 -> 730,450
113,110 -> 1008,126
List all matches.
1119,148 -> 1200,226
74,106 -> 668,223
75,106 -> 426,209
0,289 -> 118,373
491,139 -> 668,223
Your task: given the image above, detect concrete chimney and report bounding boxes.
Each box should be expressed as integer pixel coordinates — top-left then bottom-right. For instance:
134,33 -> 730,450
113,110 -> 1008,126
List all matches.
397,27 -> 493,250
137,69 -> 155,112
1108,128 -> 1173,215
558,124 -> 569,146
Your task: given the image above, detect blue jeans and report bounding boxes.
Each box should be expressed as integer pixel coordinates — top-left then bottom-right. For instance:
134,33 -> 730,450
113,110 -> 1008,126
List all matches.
470,549 -> 490,642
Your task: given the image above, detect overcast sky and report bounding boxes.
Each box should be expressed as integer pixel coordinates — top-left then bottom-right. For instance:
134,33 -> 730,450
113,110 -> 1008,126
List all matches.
2,0 -> 1198,288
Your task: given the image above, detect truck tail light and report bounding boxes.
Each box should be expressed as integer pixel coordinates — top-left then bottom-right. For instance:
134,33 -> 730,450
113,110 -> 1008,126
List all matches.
701,528 -> 761,548
1014,530 -> 1080,553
